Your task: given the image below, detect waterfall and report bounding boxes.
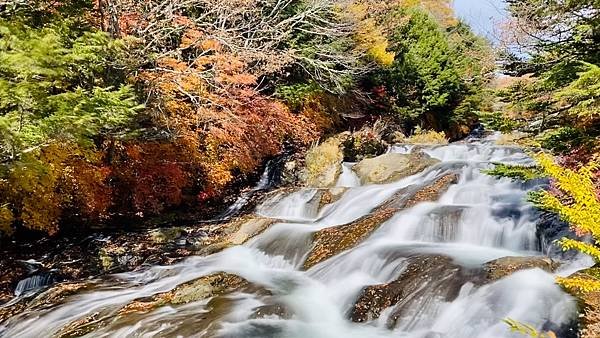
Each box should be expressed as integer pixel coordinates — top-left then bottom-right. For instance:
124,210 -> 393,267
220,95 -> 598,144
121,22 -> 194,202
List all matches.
0,135 -> 583,338
217,159 -> 279,221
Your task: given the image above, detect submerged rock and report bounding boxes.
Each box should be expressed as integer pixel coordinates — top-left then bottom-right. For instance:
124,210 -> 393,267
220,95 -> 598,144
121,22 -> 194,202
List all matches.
250,303 -> 293,320
483,256 -> 559,282
352,152 -> 440,185
316,187 -> 348,210
119,272 -> 249,315
303,174 -> 458,269
0,282 -> 91,323
350,255 -> 470,328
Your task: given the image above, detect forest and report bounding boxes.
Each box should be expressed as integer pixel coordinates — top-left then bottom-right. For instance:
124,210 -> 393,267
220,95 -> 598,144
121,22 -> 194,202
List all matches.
1,0 -> 600,337
0,0 -> 493,238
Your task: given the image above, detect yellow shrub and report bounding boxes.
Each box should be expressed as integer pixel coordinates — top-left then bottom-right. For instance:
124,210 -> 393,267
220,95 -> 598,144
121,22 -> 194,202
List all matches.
0,204 -> 13,235
535,153 -> 600,238
403,127 -> 449,145
305,137 -> 344,178
304,136 -> 344,187
534,153 -> 600,292
556,276 -> 600,294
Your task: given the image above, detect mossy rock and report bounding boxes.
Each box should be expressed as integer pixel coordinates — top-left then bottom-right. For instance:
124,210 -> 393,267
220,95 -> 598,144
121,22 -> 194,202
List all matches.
118,272 -> 249,315
342,132 -> 387,162
483,256 -> 559,281
353,152 -> 439,185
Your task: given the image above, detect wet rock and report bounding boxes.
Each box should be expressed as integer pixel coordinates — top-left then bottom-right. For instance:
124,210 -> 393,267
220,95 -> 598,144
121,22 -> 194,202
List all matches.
55,311 -> 103,338
250,303 -> 293,319
303,209 -> 396,270
353,152 -> 440,185
0,219 -> 242,308
197,215 -> 277,255
316,187 -> 348,210
403,174 -> 459,208
0,282 -> 90,323
350,255 -> 469,328
149,227 -> 184,244
119,272 -> 248,315
483,256 -> 559,281
536,210 -> 581,259
303,174 -> 458,269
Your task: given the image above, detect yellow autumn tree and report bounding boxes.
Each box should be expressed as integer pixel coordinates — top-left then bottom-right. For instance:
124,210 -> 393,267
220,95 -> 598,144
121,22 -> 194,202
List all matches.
345,1 -> 395,66
534,153 -> 600,292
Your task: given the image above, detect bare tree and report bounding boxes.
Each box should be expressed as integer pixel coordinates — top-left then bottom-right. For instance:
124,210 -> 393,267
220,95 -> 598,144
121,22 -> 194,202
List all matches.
114,0 -> 372,93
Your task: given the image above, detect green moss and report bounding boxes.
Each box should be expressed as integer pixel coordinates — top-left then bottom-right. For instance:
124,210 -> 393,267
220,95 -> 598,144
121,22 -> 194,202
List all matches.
484,163 -> 545,181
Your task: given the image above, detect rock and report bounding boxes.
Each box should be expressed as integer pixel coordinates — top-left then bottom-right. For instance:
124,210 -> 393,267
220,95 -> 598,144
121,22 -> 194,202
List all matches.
353,152 -> 440,185
119,272 -> 248,315
350,255 -> 469,328
55,311 -> 103,338
342,129 -> 388,162
303,174 -> 458,269
536,210 -> 580,259
250,303 -> 293,319
316,187 -> 348,210
197,215 -> 277,255
560,267 -> 600,338
0,282 -> 90,323
483,256 -> 559,282
149,227 -> 184,244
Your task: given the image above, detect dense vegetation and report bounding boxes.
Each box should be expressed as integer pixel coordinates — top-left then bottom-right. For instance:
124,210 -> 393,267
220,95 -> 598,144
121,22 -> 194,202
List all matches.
0,0 -> 492,238
491,0 -> 600,309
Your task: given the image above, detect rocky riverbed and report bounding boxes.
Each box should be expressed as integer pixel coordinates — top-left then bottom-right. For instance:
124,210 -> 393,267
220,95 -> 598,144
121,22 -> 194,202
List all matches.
0,132 -> 596,338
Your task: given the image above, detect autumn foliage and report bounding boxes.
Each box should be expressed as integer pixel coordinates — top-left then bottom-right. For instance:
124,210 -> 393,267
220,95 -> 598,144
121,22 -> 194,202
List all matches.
0,0 -> 491,237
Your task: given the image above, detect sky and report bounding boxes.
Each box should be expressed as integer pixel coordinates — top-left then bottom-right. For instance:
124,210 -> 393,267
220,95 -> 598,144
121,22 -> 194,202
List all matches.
452,0 -> 507,43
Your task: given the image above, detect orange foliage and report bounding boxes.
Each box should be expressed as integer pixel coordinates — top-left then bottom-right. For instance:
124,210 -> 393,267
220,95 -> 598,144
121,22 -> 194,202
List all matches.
2,143 -> 99,235
109,141 -> 194,215
138,37 -> 321,194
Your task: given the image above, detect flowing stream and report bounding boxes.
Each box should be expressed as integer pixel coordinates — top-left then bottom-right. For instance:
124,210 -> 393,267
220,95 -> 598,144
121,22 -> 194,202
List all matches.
0,134 -> 585,338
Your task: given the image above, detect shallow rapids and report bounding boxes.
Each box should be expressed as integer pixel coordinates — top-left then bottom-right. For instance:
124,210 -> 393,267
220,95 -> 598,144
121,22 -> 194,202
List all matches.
0,134 -> 584,338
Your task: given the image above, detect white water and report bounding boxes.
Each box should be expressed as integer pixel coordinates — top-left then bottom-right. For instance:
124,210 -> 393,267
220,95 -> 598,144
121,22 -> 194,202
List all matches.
0,135 -> 581,338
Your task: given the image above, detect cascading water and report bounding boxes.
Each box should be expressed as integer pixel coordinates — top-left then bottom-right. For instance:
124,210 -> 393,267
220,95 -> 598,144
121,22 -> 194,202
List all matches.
0,135 -> 585,338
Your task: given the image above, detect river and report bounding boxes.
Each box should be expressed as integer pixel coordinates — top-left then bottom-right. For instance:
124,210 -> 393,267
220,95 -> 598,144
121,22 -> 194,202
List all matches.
0,133 -> 587,338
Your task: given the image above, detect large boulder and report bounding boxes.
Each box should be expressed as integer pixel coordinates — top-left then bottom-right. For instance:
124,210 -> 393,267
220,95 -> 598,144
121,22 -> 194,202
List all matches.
353,152 -> 440,185
303,174 -> 458,269
483,256 -> 559,282
350,255 -> 469,328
